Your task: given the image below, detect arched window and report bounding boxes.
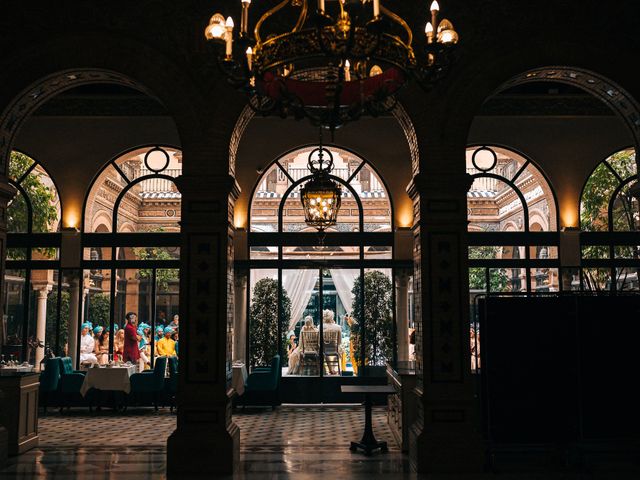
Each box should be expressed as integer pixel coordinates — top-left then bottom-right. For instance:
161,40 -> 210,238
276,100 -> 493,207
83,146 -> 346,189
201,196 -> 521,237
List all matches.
246,145 -> 401,391
580,147 -> 638,291
467,145 -> 559,296
82,145 -> 181,367
3,151 -> 62,366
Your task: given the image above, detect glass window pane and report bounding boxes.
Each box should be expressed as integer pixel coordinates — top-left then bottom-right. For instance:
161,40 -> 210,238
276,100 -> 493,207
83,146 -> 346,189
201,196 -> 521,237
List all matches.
580,163 -> 619,232
282,269 -> 320,377
8,151 -> 35,182
322,269 -> 358,377
249,269 -> 280,371
155,268 -> 180,364
83,269 -> 112,364
606,149 -> 636,179
364,245 -> 392,259
2,269 -> 27,362
7,191 -> 29,233
616,268 -> 640,291
529,268 -> 559,292
582,268 -> 611,292
359,269 -> 394,370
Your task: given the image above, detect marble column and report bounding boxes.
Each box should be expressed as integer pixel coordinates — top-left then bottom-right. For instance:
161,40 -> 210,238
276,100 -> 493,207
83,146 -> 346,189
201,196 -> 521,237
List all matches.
407,170 -> 485,473
395,269 -> 411,362
34,285 -> 52,371
167,173 -> 240,476
233,270 -> 247,362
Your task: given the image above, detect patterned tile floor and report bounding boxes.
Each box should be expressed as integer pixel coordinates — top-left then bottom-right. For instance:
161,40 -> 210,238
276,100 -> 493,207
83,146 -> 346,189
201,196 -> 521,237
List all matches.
36,405 -> 397,451
3,407 -> 638,479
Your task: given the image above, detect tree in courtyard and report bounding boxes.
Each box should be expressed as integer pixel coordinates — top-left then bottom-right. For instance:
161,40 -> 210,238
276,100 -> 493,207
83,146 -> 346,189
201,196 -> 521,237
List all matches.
249,278 -> 291,368
580,149 -> 638,290
87,293 -> 110,330
133,227 -> 180,291
7,151 -> 59,259
351,270 -> 393,367
468,245 -> 509,291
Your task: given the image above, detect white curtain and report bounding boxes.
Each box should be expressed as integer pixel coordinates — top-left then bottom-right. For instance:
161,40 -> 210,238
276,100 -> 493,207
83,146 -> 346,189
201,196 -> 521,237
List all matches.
330,269 -> 360,316
282,270 -> 318,331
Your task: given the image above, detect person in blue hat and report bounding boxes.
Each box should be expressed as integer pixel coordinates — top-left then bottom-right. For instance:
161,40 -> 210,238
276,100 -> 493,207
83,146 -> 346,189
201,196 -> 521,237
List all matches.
138,323 -> 151,370
79,322 -> 98,365
153,326 -> 164,356
156,326 -> 177,357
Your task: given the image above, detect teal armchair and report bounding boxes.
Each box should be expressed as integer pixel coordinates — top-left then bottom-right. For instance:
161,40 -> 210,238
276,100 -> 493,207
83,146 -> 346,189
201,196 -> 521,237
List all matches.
39,357 -> 61,413
238,355 -> 281,409
129,356 -> 168,410
57,357 -> 87,411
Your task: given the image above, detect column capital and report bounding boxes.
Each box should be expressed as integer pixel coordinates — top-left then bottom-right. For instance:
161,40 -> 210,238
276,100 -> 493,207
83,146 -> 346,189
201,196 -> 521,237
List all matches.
407,172 -> 473,201
175,173 -> 240,201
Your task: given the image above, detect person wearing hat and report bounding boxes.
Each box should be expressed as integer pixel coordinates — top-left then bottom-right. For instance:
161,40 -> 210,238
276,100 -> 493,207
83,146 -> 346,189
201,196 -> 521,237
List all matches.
154,326 -> 164,356
95,327 -> 110,365
156,326 -> 177,357
138,323 -> 151,370
79,322 -> 98,365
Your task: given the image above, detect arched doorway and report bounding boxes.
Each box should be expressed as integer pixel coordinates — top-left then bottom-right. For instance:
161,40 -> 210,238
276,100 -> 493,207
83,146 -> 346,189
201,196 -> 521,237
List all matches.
245,144 -> 406,402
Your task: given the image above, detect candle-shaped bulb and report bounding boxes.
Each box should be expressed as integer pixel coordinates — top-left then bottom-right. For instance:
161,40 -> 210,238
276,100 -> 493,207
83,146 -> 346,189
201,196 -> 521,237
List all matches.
425,22 -> 433,34
430,1 -> 440,12
241,0 -> 251,3
344,59 -> 351,81
246,47 -> 253,70
225,17 -> 234,58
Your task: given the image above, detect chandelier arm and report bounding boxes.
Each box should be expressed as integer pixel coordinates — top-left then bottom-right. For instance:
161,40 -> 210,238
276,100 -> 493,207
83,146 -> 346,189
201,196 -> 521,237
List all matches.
380,5 -> 412,48
293,0 -> 309,32
254,0 -> 292,45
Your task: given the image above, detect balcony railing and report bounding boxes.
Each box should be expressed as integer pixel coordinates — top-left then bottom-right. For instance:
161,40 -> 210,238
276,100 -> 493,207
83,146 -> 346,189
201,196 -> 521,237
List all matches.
138,168 -> 181,193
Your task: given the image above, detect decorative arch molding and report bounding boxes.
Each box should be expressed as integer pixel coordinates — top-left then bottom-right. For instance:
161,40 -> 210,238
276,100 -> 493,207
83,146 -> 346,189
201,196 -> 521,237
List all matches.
0,69 -> 151,175
499,66 -> 640,160
228,102 -> 421,178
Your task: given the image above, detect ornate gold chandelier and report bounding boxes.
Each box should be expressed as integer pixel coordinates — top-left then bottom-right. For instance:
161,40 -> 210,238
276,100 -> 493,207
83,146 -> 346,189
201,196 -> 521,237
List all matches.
205,0 -> 459,130
300,144 -> 342,231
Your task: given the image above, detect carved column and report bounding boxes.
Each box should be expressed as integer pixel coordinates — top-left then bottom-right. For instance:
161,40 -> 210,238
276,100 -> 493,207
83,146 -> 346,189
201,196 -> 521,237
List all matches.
396,269 -> 411,362
33,285 -> 52,371
407,169 -> 485,473
233,270 -> 247,362
0,176 -> 16,353
167,173 -> 240,476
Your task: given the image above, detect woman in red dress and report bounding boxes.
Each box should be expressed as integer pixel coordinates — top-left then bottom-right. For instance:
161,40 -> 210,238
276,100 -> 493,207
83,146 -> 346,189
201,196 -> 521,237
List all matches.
123,312 -> 141,366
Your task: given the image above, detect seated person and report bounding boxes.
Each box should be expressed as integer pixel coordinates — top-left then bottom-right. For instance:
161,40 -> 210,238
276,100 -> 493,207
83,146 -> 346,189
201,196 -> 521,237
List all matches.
79,323 -> 98,365
287,331 -> 300,375
94,328 -> 110,365
169,314 -> 179,330
113,326 -> 124,362
156,326 -> 177,357
154,326 -> 164,356
322,310 -> 343,374
298,317 -> 318,352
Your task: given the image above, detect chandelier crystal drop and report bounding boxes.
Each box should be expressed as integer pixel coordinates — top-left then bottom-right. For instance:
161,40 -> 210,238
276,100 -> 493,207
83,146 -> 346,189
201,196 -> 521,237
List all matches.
204,0 -> 459,131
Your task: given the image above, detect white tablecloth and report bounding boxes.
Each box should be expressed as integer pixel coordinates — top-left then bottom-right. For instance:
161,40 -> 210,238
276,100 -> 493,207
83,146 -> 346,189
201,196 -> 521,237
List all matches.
232,364 -> 247,396
80,365 -> 137,396
0,365 -> 34,376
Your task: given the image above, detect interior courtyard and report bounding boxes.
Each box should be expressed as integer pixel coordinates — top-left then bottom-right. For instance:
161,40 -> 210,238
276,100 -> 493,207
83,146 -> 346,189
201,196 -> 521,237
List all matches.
1,1 -> 640,479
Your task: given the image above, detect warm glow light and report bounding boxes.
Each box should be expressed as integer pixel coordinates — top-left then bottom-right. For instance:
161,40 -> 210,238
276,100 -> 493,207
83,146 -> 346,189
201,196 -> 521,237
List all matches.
425,22 -> 433,34
397,206 -> 414,228
64,209 -> 80,229
430,1 -> 440,12
561,206 -> 578,229
234,210 -> 247,229
226,16 -> 235,28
